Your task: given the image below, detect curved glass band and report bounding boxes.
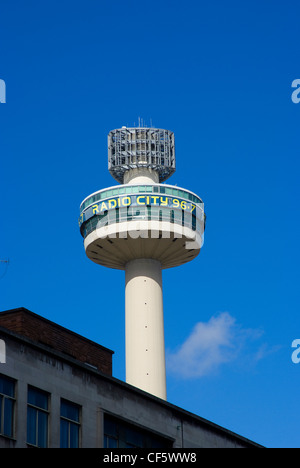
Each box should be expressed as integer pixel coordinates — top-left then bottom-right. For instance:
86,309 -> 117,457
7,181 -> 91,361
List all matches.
80,204 -> 205,239
80,184 -> 203,214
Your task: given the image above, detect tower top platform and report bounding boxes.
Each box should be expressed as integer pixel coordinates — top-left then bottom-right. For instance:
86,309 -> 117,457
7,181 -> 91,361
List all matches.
108,127 -> 175,184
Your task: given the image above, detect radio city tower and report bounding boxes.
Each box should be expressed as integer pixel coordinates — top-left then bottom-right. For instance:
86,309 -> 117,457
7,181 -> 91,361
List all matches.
79,126 -> 205,400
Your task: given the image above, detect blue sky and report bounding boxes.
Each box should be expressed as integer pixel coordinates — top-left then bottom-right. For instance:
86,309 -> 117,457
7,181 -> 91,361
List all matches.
1,0 -> 300,448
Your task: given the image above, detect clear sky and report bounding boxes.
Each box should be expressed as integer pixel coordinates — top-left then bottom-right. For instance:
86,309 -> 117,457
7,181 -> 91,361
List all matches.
1,0 -> 300,448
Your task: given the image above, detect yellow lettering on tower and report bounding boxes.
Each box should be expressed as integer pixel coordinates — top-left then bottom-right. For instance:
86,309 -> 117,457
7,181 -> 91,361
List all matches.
137,196 -> 146,205
100,202 -> 108,211
109,199 -> 117,209
151,196 -> 159,204
122,196 -> 131,206
92,204 -> 99,214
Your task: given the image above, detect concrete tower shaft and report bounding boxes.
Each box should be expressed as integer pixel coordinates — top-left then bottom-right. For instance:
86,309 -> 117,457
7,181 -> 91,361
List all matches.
79,126 -> 205,400
125,259 -> 166,400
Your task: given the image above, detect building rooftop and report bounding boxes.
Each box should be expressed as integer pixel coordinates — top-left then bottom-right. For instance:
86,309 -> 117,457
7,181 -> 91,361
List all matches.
0,307 -> 113,376
0,307 -> 263,448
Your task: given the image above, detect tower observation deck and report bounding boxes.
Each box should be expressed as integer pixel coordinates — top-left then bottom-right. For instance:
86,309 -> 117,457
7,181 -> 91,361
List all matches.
79,127 -> 205,400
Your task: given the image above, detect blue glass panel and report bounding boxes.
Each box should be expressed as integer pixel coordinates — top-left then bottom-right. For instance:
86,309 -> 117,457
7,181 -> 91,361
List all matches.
0,396 -> 2,432
70,422 -> 79,448
37,411 -> 48,448
60,419 -> 68,448
27,406 -> 37,445
28,387 -> 48,410
3,398 -> 13,437
61,400 -> 79,422
0,376 -> 14,397
105,436 -> 118,448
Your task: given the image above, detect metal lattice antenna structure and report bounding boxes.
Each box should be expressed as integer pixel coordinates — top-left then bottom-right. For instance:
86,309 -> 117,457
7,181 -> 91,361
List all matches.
108,127 -> 175,184
79,126 -> 205,400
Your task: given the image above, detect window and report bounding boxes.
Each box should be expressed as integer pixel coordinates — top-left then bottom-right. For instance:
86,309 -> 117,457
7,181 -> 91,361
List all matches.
127,206 -> 132,221
104,415 -> 172,448
184,211 -> 192,229
60,399 -> 80,448
174,209 -> 181,224
27,386 -> 49,447
192,213 -> 197,231
151,207 -> 159,220
0,375 -> 15,438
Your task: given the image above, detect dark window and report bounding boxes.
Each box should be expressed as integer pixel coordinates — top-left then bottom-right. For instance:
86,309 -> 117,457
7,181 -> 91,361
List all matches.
192,213 -> 196,231
27,386 -> 49,447
60,399 -> 80,448
127,206 -> 132,221
0,375 -> 15,438
104,415 -> 172,448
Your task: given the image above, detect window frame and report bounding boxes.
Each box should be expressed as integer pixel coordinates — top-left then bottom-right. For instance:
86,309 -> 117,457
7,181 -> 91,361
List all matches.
0,374 -> 15,439
27,386 -> 49,448
104,414 -> 173,449
60,399 -> 81,448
